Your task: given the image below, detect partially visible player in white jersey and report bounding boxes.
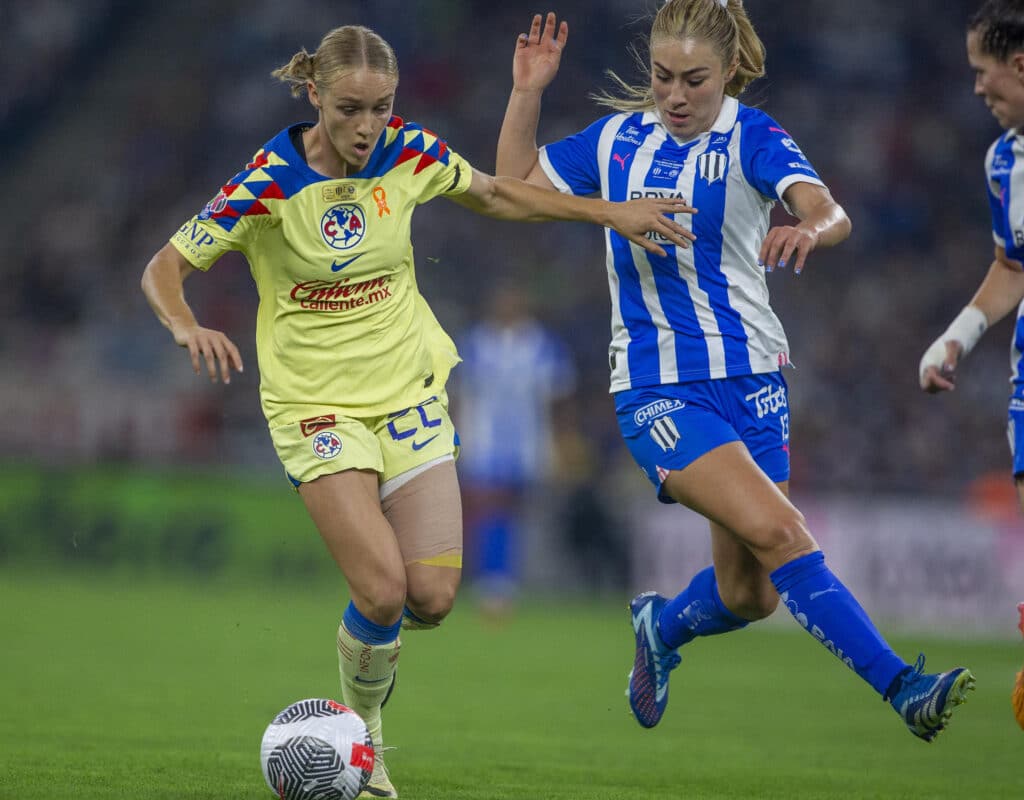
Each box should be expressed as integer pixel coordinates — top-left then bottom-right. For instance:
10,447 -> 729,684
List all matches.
920,0 -> 1024,516
498,1 -> 974,744
141,24 -> 695,799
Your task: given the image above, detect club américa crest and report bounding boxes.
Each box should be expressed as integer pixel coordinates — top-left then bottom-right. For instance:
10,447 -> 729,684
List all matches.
312,430 -> 343,459
321,204 -> 366,250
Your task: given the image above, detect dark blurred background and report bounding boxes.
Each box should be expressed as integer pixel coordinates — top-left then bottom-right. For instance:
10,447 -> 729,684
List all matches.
2,1 -> 1022,618
0,0 -> 1009,493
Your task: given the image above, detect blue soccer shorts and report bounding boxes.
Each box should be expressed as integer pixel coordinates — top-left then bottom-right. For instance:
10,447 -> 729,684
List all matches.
1008,394 -> 1024,478
615,373 -> 791,503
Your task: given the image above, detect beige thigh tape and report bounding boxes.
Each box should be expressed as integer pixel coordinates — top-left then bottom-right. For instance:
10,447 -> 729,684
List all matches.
381,459 -> 462,565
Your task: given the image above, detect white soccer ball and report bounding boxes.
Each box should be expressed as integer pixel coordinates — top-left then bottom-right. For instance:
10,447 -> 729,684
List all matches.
260,698 -> 375,800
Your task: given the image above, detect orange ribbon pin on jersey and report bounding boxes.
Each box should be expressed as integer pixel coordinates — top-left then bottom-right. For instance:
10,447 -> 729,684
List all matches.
373,186 -> 391,218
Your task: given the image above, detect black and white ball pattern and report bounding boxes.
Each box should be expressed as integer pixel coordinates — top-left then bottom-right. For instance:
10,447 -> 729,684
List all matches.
260,699 -> 374,800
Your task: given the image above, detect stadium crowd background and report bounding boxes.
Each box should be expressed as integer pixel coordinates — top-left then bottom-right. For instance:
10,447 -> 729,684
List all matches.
1,0 -> 1017,513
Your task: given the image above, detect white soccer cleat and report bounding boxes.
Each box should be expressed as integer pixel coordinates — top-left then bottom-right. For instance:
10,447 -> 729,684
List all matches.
357,747 -> 398,798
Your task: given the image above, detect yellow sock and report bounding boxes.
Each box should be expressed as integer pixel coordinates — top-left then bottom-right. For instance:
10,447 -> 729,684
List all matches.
336,622 -> 400,747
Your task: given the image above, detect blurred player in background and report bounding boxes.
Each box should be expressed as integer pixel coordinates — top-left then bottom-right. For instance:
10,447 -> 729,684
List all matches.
497,1 -> 975,742
140,24 -> 695,798
920,0 -> 1024,517
454,283 -> 575,617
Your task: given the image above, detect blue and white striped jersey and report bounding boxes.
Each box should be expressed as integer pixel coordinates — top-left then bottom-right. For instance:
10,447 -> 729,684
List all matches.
539,96 -> 824,392
984,132 -> 1024,391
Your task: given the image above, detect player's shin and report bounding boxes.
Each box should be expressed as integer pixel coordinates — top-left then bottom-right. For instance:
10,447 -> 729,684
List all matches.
337,603 -> 402,748
770,551 -> 907,697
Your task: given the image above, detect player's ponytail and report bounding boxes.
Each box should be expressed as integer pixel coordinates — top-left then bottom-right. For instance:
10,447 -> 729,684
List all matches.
725,1 -> 766,97
272,26 -> 399,98
272,49 -> 317,98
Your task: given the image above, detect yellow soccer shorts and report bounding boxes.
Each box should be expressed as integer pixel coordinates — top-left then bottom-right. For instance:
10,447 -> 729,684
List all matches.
270,394 -> 459,488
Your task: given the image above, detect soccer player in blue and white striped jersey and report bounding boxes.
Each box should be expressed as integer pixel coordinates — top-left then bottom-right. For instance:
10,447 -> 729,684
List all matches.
921,0 -> 1024,518
498,1 -> 974,742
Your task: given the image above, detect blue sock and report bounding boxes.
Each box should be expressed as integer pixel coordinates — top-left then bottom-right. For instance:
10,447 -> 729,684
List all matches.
770,551 -> 907,698
342,601 -> 401,645
657,566 -> 749,649
478,512 -> 517,583
402,606 -> 429,626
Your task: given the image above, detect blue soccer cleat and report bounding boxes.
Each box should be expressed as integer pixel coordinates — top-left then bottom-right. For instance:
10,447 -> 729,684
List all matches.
627,591 -> 681,728
888,653 -> 976,742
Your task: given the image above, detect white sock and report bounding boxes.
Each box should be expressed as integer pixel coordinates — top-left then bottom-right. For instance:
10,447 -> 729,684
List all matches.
336,622 -> 400,748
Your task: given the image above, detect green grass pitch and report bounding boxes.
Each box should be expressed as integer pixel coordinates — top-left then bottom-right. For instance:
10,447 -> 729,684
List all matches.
2,570 -> 1022,799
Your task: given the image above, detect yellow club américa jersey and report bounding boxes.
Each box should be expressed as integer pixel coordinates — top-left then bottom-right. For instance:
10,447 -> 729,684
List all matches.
169,117 -> 473,427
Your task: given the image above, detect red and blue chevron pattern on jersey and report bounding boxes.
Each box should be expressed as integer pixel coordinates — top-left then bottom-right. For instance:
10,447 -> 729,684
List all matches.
395,128 -> 450,173
362,116 -> 453,179
202,148 -> 297,232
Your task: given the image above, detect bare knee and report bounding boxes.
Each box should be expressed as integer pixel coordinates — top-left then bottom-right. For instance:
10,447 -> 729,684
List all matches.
353,574 -> 407,627
406,576 -> 460,624
747,508 -> 816,572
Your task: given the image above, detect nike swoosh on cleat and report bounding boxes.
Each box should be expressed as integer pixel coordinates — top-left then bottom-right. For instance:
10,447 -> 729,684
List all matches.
411,434 -> 439,451
331,253 -> 364,272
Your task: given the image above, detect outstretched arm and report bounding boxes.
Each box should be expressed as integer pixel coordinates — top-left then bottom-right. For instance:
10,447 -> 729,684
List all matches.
496,12 -> 567,185
919,248 -> 1024,392
141,243 -> 243,383
760,182 -> 852,273
449,168 -> 695,257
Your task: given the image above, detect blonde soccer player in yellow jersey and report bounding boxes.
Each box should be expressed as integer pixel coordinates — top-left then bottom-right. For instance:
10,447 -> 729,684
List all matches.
141,24 -> 694,799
